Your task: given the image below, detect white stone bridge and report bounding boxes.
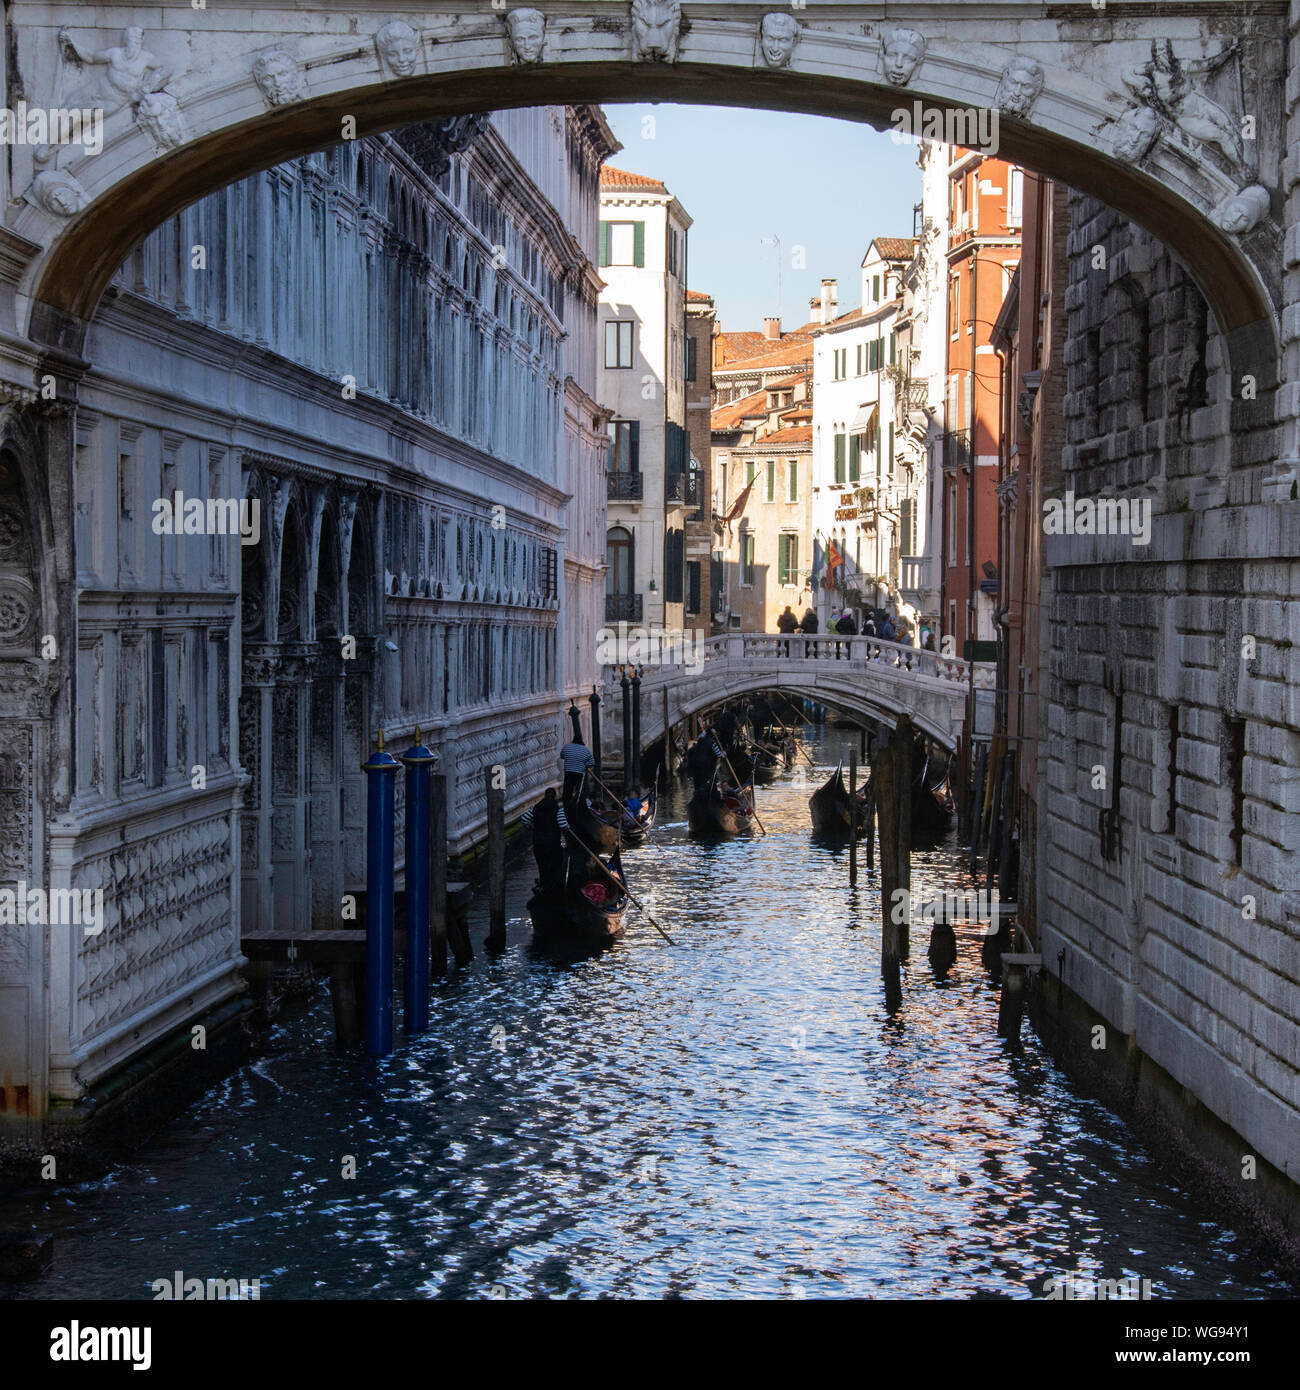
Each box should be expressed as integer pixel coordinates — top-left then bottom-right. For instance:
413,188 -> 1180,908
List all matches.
598,633 -> 997,764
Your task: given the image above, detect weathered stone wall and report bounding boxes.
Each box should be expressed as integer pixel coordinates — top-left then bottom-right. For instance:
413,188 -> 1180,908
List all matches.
1036,191 -> 1299,1217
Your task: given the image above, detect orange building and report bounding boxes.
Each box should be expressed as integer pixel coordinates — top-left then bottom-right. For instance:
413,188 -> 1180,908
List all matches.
940,149 -> 1023,653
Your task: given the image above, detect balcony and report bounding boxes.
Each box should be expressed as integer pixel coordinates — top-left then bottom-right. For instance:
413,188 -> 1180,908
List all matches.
899,555 -> 933,601
605,593 -> 643,623
942,429 -> 972,473
607,471 -> 643,502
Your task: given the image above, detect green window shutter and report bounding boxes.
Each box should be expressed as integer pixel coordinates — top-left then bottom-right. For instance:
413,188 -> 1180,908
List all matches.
766,460 -> 775,501
599,221 -> 610,267
888,422 -> 895,475
889,333 -> 896,365
629,420 -> 640,472
873,274 -> 881,301
633,221 -> 645,267
789,461 -> 797,501
849,434 -> 861,483
834,433 -> 845,485
900,497 -> 914,554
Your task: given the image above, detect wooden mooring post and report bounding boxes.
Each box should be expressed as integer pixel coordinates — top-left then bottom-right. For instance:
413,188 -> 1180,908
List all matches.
848,748 -> 859,888
430,772 -> 449,977
997,953 -> 1041,1041
485,767 -> 506,953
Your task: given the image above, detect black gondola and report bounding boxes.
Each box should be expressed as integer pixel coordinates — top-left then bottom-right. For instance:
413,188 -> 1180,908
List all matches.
588,788 -> 658,847
911,740 -> 955,837
687,781 -> 755,837
528,843 -> 628,946
808,765 -> 867,837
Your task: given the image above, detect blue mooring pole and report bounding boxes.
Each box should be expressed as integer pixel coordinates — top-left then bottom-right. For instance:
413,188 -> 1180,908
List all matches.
363,728 -> 400,1057
401,727 -> 436,1034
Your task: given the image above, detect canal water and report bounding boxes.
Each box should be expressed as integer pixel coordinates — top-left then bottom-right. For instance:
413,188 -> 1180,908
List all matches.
6,727 -> 1293,1300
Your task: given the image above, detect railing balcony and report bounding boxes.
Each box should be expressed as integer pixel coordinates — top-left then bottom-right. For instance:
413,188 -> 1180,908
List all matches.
899,555 -> 932,598
942,429 -> 972,473
607,471 -> 643,502
664,471 -> 685,507
605,593 -> 643,623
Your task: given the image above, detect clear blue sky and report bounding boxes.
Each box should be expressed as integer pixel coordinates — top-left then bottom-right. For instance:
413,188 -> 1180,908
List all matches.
602,104 -> 922,333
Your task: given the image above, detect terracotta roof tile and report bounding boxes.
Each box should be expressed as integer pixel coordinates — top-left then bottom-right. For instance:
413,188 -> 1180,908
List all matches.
715,320 -> 818,367
686,289 -> 712,301
600,165 -> 667,191
711,387 -> 770,431
750,425 -> 812,446
871,236 -> 917,261
721,339 -> 815,373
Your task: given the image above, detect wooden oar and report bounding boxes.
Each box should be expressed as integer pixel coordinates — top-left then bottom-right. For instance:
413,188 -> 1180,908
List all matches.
561,820 -> 675,945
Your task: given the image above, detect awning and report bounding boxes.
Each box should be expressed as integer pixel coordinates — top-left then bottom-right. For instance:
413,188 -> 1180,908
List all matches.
851,403 -> 878,433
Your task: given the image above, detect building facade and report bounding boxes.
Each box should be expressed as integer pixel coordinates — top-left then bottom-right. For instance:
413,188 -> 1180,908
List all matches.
598,166 -> 692,635
810,241 -> 915,631
684,289 -> 717,632
0,105 -> 616,1148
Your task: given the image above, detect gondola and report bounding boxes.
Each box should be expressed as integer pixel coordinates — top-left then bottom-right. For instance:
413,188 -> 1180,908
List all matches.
808,764 -> 868,837
587,788 -> 658,847
911,744 -> 955,837
527,844 -> 628,946
565,791 -> 621,854
687,781 -> 755,837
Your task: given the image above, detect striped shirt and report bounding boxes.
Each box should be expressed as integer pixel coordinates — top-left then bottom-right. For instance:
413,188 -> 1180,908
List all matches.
560,742 -> 594,774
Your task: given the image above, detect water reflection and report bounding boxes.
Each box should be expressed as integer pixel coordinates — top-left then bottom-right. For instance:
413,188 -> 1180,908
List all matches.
3,727 -> 1292,1300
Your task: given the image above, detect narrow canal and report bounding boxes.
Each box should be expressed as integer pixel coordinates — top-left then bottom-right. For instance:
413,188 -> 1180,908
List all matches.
6,727 -> 1293,1299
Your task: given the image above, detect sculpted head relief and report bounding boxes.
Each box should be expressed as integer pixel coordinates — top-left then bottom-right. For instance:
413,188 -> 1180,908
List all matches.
880,27 -> 926,87
996,57 -> 1045,117
506,9 -> 546,64
253,49 -> 306,107
759,13 -> 799,69
631,0 -> 682,64
376,20 -> 420,78
1209,184 -> 1270,236
1108,105 -> 1161,163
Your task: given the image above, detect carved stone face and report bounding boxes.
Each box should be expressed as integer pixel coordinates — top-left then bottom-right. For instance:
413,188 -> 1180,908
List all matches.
759,13 -> 798,68
880,28 -> 925,86
123,26 -> 144,57
506,9 -> 546,64
632,0 -> 682,63
1210,184 -> 1270,236
1109,105 -> 1161,163
376,20 -> 419,77
136,90 -> 185,149
996,59 -> 1045,117
253,50 -> 304,106
33,170 -> 88,217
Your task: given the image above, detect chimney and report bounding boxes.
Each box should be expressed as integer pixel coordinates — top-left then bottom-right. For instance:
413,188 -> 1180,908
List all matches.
763,316 -> 781,340
809,295 -> 822,325
820,277 -> 838,324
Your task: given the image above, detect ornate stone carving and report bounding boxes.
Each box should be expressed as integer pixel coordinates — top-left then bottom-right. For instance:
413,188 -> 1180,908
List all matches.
253,48 -> 306,107
758,13 -> 799,69
56,24 -> 172,116
376,20 -> 421,79
879,27 -> 926,86
1107,104 -> 1162,163
0,579 -> 36,644
996,57 -> 1045,118
1209,184 -> 1271,236
1120,41 -> 1244,167
29,170 -> 89,217
135,89 -> 187,151
631,0 -> 682,63
506,9 -> 546,64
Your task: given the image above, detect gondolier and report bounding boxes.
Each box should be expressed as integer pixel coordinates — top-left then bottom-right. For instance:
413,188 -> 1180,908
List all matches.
560,736 -> 595,804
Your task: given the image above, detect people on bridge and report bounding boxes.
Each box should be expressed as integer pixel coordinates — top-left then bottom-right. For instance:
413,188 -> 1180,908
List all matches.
776,604 -> 798,656
879,613 -> 896,644
836,610 -> 857,635
560,736 -> 594,804
800,608 -> 819,656
922,629 -> 936,653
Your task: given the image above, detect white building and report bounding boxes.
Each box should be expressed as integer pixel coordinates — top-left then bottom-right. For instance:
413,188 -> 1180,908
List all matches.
598,167 -> 693,633
809,239 -> 915,629
0,105 -> 617,1151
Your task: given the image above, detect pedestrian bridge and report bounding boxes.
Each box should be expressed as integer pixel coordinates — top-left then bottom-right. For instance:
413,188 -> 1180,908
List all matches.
598,633 -> 997,764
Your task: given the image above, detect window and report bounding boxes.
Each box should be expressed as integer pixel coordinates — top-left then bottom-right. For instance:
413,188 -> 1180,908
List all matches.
788,460 -> 798,502
855,343 -> 863,376
873,274 -> 881,303
868,339 -> 881,371
948,483 -> 958,563
900,496 -> 915,555
665,528 -> 685,604
887,422 -> 895,477
766,460 -> 776,502
833,433 -> 846,485
833,347 -> 847,381
950,275 -> 961,338
746,459 -> 757,487
605,319 -> 634,368
601,220 -> 644,267
1007,167 -> 1024,228
778,533 -> 799,587
606,420 -> 639,472
686,559 -> 701,615
605,526 -> 633,595
685,336 -> 697,382
849,433 -> 861,484
740,531 -> 755,586
889,333 -> 896,366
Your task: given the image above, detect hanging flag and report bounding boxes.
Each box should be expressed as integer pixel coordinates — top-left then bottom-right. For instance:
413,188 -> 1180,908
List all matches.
824,540 -> 844,589
810,539 -> 825,589
722,478 -> 756,525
